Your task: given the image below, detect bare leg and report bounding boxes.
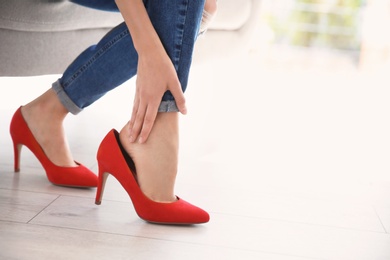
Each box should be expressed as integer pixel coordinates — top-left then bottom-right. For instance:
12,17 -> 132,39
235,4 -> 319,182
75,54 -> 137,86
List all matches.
119,112 -> 179,202
21,89 -> 77,167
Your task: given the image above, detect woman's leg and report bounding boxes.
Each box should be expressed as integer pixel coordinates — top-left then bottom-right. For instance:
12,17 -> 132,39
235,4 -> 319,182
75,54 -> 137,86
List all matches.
20,0 -> 124,167
22,0 -> 205,200
120,113 -> 179,202
52,0 -> 203,113
117,0 -> 205,202
21,90 -> 76,167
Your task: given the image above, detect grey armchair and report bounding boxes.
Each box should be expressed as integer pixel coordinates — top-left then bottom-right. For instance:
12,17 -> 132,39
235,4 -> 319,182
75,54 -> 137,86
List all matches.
0,0 -> 261,76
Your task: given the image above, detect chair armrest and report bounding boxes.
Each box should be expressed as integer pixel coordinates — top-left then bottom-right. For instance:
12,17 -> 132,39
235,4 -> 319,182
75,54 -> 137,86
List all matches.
194,0 -> 262,62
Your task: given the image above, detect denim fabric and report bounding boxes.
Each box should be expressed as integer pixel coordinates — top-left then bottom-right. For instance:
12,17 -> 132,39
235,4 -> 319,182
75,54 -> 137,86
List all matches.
53,0 -> 205,114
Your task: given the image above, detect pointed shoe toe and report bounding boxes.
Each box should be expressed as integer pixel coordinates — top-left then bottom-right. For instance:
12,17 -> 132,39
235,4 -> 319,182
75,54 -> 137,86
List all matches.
45,162 -> 98,188
137,197 -> 210,225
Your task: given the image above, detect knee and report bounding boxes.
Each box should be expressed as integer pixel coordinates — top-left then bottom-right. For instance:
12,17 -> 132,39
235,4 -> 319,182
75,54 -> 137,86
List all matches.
204,0 -> 218,16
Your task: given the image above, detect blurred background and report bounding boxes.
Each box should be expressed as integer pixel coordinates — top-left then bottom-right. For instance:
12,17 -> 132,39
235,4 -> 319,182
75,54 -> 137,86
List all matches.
1,1 -> 390,258
255,0 -> 390,72
1,0 -> 389,187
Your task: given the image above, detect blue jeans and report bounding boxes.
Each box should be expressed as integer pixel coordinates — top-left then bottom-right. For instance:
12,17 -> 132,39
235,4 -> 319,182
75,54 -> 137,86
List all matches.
52,0 -> 205,114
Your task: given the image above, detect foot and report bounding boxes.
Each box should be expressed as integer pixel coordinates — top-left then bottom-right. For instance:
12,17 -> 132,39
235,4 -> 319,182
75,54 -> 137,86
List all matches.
119,112 -> 179,203
21,89 -> 77,167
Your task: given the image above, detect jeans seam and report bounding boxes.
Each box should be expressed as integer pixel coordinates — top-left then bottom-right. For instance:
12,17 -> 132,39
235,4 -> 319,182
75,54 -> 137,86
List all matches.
172,0 -> 189,71
62,28 -> 129,89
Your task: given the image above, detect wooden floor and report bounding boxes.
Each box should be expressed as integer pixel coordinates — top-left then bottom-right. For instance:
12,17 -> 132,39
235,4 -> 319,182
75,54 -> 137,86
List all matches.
1,51 -> 390,259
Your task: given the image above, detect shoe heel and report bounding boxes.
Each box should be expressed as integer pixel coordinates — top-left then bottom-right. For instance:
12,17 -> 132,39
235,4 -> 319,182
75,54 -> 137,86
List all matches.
12,142 -> 22,172
95,166 -> 109,205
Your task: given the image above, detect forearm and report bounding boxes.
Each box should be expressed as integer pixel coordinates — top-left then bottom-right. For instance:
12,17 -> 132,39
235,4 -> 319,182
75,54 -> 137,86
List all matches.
115,0 -> 165,56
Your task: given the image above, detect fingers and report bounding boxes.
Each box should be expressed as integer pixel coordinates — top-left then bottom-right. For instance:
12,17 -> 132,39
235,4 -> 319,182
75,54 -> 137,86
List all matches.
169,79 -> 187,115
128,96 -> 141,142
129,99 -> 159,144
128,74 -> 186,144
138,105 -> 158,143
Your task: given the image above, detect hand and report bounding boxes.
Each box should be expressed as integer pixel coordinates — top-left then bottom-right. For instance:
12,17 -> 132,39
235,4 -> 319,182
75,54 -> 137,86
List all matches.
204,0 -> 218,15
200,0 -> 218,34
128,50 -> 187,144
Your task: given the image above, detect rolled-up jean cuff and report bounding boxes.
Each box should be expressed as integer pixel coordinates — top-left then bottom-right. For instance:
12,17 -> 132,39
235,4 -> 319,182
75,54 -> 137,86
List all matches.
52,80 -> 83,115
158,100 -> 179,112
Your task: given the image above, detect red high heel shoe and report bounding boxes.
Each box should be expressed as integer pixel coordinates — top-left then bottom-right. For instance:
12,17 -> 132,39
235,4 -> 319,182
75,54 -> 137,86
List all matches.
9,107 -> 97,188
95,129 -> 210,225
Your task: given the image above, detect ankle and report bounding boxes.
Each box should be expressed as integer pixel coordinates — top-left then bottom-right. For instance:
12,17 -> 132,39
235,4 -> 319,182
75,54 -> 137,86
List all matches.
23,89 -> 68,121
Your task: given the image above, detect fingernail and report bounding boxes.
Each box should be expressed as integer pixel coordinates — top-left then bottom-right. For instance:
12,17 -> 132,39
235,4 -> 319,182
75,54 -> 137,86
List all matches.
129,136 -> 135,143
138,137 -> 144,144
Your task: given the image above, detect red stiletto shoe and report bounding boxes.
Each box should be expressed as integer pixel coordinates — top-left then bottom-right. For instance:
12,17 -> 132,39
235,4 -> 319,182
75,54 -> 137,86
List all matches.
9,107 -> 97,188
95,129 -> 210,225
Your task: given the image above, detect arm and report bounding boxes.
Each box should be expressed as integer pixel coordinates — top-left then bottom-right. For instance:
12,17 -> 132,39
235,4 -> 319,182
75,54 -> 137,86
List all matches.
115,0 -> 187,143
